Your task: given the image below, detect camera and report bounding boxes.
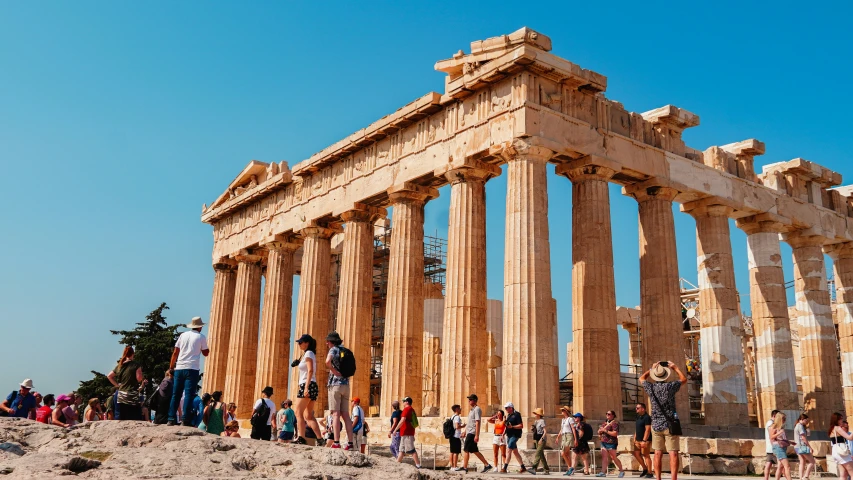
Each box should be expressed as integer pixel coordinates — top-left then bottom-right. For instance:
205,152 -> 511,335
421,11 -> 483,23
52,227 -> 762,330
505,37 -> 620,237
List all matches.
291,359 -> 300,368
658,361 -> 669,367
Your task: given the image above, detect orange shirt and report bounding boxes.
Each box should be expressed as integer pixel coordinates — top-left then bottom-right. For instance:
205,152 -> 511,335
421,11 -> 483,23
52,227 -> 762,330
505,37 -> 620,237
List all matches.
494,419 -> 506,435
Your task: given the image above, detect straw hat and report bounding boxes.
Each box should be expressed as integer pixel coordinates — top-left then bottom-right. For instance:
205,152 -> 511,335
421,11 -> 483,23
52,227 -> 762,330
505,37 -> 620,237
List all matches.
19,379 -> 34,389
560,405 -> 571,414
533,407 -> 544,416
650,363 -> 672,382
186,317 -> 205,329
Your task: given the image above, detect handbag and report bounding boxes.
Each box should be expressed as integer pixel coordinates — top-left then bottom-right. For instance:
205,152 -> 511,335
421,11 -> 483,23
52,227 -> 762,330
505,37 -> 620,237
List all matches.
795,445 -> 811,455
835,437 -> 851,456
649,387 -> 683,436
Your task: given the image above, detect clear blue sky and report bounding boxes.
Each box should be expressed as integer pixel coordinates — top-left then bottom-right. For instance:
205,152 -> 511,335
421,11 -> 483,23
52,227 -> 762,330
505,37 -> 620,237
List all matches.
2,1 -> 852,396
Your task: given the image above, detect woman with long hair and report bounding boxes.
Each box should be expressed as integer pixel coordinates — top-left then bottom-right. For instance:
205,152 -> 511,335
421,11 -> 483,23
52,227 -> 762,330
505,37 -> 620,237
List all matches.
769,412 -> 791,480
830,412 -> 853,480
221,420 -> 241,438
795,414 -> 816,480
488,410 -> 507,471
196,393 -> 212,431
84,398 -> 102,422
226,403 -> 237,423
107,346 -> 145,421
557,406 -> 576,475
388,400 -> 402,458
291,334 -> 322,444
204,391 -> 227,436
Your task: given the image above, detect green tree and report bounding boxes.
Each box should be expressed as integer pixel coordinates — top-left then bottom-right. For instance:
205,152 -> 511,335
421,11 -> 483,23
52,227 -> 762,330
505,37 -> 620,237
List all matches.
77,302 -> 182,401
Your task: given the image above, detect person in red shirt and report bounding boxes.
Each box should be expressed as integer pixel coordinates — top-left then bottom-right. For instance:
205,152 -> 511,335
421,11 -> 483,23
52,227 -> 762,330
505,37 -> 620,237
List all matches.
35,394 -> 54,424
389,396 -> 422,469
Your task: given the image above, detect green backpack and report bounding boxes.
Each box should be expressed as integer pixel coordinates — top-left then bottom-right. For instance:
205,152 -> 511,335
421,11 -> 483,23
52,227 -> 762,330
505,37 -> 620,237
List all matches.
410,410 -> 419,428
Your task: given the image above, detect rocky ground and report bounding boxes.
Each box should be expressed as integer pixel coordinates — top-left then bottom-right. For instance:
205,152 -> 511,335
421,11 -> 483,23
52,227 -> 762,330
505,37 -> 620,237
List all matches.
0,418 -> 488,479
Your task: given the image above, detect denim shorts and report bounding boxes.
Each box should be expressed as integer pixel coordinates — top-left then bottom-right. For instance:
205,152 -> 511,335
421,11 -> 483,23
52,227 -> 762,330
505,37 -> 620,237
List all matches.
278,430 -> 294,441
602,442 -> 618,451
773,445 -> 788,461
507,436 -> 519,450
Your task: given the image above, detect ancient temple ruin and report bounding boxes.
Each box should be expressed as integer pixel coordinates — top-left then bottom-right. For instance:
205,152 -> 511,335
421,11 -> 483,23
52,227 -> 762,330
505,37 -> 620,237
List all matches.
200,28 -> 853,434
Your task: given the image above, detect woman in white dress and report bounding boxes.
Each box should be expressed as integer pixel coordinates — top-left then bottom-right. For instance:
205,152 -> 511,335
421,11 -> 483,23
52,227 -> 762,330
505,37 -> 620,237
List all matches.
829,412 -> 853,480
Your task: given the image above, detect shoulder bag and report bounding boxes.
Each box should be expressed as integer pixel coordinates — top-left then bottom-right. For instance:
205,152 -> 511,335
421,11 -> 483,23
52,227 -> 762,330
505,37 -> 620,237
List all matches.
649,386 -> 682,436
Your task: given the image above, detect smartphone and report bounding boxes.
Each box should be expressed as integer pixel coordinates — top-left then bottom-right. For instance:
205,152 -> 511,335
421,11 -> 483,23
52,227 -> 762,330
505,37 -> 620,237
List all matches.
659,361 -> 669,367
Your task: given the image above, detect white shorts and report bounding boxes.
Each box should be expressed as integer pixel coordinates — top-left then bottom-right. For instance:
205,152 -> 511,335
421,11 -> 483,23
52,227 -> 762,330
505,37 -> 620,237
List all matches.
493,435 -> 505,446
400,435 -> 416,454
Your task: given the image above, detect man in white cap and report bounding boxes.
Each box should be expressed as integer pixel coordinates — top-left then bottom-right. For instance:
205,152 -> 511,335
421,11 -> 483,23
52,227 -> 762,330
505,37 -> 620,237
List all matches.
639,361 -> 687,480
168,316 -> 209,426
1,379 -> 37,419
502,401 -> 530,474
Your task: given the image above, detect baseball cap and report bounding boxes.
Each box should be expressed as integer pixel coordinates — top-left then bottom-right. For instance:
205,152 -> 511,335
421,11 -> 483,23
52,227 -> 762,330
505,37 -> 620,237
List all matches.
56,394 -> 72,403
295,334 -> 313,344
402,396 -> 413,404
573,412 -> 584,418
467,394 -> 478,401
504,402 -> 515,409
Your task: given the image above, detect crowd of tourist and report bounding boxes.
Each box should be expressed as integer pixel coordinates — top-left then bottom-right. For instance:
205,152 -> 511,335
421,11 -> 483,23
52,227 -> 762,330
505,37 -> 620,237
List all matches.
8,316 -> 853,476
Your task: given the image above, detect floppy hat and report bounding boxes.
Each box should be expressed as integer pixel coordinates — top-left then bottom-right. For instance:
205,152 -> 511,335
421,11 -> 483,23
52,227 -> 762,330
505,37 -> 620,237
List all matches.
573,412 -> 584,418
19,379 -> 33,389
186,317 -> 205,329
533,407 -> 544,416
326,331 -> 343,343
560,406 -> 571,413
650,363 -> 672,382
504,402 -> 515,409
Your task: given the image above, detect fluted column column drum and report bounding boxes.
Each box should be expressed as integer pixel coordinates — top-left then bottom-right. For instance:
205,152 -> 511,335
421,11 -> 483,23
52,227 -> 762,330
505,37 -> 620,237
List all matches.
381,184 -> 437,413
202,260 -> 237,395
440,161 -> 499,416
827,243 -> 853,418
224,252 -> 263,419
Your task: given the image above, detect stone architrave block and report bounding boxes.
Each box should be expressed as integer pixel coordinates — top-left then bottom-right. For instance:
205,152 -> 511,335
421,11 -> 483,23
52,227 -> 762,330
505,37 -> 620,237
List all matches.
711,458 -> 749,475
708,438 -> 741,456
680,437 -> 710,453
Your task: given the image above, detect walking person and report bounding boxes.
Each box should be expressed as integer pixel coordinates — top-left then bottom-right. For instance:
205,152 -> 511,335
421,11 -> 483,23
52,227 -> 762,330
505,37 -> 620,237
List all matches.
794,414 -> 815,480
640,361 -> 687,480
250,386 -> 276,441
829,412 -> 853,480
763,409 -> 781,480
107,346 -> 145,421
488,409 -> 507,472
167,316 -> 209,426
204,391 -> 226,436
277,400 -> 297,443
389,396 -> 422,469
388,400 -> 402,458
770,412 -> 792,480
503,402 -> 530,474
448,404 -> 464,471
292,334 -> 322,444
530,407 -> 550,475
633,403 -> 653,478
324,331 -> 355,450
570,413 -> 594,475
1,379 -> 37,419
461,394 -> 493,473
597,410 -> 624,477
557,406 -> 576,476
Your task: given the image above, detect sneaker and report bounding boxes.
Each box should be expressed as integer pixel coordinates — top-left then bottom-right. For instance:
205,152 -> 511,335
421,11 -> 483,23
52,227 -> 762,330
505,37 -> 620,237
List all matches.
416,464 -> 422,469
293,437 -> 307,445
344,443 -> 353,451
564,468 -> 574,476
483,465 -> 493,473
166,420 -> 176,426
529,470 -> 537,475
452,467 -> 466,472
618,472 -> 624,478
331,442 -> 341,449
596,473 -> 606,477
520,467 -> 528,473
503,464 -> 509,473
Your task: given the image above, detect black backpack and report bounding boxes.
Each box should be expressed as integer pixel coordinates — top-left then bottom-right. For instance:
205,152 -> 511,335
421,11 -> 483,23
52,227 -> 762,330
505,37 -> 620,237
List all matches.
442,416 -> 456,439
250,399 -> 270,427
332,346 -> 357,378
144,384 -> 160,410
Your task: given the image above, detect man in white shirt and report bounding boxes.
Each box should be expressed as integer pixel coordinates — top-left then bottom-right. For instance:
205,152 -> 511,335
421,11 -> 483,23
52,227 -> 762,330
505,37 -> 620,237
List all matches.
251,386 -> 277,441
167,317 -> 209,426
351,397 -> 366,453
764,409 -> 780,480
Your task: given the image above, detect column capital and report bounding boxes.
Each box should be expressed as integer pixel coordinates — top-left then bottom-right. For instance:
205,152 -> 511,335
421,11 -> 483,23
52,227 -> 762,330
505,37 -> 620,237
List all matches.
298,225 -> 338,239
736,213 -> 791,235
681,202 -> 734,219
783,230 -> 830,248
232,249 -> 263,265
338,203 -> 387,224
825,242 -> 853,260
261,234 -> 303,252
624,182 -> 679,203
213,258 -> 237,271
555,155 -> 618,182
439,159 -> 501,185
387,182 -> 439,205
494,139 -> 554,163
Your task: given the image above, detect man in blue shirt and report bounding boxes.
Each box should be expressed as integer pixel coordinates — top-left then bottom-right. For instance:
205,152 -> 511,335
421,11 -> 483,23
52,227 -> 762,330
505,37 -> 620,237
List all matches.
1,379 -> 37,419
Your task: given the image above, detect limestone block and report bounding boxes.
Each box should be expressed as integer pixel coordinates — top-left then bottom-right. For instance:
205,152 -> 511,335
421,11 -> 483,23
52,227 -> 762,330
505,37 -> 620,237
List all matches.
683,456 -> 713,474
680,437 -> 710,453
711,458 -> 749,475
751,439 -> 768,457
708,438 -> 741,456
749,457 -> 765,474
812,440 -> 830,457
616,454 -> 639,470
817,458 -> 828,473
617,434 -> 633,453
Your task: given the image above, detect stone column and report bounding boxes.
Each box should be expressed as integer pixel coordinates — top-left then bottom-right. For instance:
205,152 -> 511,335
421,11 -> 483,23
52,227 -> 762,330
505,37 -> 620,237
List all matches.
202,260 -> 237,395
556,159 -> 620,420
737,216 -> 799,427
629,185 -> 690,424
501,145 -> 558,416
381,183 -> 437,413
223,252 -> 263,419
336,206 -> 385,407
293,226 -> 335,415
827,243 -> 853,418
254,239 -> 300,403
440,161 -> 500,416
787,232 -> 843,430
685,204 -> 749,425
